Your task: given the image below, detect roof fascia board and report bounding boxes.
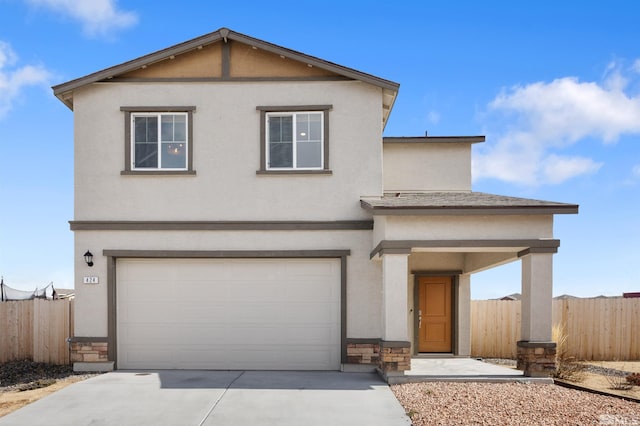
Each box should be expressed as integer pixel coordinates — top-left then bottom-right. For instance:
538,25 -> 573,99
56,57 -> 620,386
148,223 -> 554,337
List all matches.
226,30 -> 399,92
53,31 -> 225,97
383,136 -> 486,144
360,202 -> 579,216
52,27 -> 400,109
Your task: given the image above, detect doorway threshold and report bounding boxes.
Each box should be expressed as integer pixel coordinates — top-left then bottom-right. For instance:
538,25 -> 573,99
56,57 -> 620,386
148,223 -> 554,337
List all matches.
414,353 -> 455,358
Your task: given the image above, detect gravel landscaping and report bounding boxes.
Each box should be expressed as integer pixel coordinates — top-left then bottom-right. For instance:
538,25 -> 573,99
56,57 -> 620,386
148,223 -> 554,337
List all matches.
0,360 -> 94,392
392,382 -> 640,425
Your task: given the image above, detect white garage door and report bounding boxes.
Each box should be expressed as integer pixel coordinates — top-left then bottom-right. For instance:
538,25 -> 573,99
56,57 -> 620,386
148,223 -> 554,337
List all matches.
117,258 -> 341,370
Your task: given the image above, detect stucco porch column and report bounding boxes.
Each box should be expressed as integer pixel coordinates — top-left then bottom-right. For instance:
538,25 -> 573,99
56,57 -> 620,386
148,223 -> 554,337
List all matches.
380,253 -> 411,373
518,250 -> 556,377
457,273 -> 471,357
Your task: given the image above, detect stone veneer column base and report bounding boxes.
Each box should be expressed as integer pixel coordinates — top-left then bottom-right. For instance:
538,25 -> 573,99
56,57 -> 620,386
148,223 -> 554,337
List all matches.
378,340 -> 411,373
69,337 -> 110,371
346,341 -> 380,366
517,341 -> 556,377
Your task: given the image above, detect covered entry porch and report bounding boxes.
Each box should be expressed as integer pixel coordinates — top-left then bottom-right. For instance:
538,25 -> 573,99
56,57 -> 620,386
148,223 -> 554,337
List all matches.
360,192 -> 578,378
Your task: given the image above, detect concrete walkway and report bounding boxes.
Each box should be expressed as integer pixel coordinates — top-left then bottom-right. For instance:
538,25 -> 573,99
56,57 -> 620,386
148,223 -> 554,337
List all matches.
386,358 -> 553,384
0,370 -> 411,426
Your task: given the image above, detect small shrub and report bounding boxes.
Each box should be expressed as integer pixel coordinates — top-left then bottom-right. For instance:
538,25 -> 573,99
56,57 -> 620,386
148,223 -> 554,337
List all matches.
626,373 -> 640,386
605,373 -> 633,390
552,323 -> 585,382
406,408 -> 418,419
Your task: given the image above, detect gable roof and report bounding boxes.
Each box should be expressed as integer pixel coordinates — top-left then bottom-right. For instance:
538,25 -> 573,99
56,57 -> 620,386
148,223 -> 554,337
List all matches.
360,192 -> 579,215
52,27 -> 399,126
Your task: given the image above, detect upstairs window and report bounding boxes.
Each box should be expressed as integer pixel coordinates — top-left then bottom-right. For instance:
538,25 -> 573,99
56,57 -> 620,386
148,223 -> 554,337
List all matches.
120,106 -> 195,175
133,113 -> 187,170
257,105 -> 332,174
267,112 -> 323,169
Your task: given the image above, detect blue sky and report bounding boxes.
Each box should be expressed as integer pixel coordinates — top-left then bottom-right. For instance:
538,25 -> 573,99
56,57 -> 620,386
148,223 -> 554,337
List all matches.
0,0 -> 638,299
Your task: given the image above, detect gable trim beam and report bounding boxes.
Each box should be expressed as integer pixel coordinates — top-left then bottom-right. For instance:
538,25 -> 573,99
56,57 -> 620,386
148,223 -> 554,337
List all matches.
370,239 -> 560,259
52,28 -> 399,110
69,220 -> 373,231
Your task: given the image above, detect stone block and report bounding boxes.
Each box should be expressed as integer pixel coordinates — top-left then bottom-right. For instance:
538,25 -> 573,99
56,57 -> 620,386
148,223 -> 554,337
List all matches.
83,353 -> 100,362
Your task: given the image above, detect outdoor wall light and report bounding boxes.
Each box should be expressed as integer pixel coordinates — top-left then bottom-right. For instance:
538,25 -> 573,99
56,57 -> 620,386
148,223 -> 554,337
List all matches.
84,250 -> 94,267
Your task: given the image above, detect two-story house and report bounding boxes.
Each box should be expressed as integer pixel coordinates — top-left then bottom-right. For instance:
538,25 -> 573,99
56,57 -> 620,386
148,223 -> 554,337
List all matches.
53,28 -> 578,378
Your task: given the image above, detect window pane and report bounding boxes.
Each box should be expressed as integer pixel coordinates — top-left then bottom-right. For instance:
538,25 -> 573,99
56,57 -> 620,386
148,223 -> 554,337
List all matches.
134,116 -> 157,142
173,115 -> 186,141
269,116 -> 293,143
308,113 -> 322,141
268,115 -> 293,168
161,142 -> 186,168
134,143 -> 158,168
296,113 -> 322,143
161,115 -> 174,141
296,114 -> 310,142
297,141 -> 321,168
269,142 -> 293,168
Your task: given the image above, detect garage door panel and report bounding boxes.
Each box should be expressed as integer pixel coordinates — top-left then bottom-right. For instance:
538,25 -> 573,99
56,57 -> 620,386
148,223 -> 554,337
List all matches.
120,301 -> 338,324
121,323 -> 338,345
117,258 -> 341,370
121,345 -> 338,370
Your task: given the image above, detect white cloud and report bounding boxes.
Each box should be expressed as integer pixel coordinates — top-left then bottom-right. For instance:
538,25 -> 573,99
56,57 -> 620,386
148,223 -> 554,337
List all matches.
474,64 -> 640,186
633,164 -> 640,178
632,59 -> 640,74
0,41 -> 52,117
426,110 -> 441,124
25,0 -> 138,37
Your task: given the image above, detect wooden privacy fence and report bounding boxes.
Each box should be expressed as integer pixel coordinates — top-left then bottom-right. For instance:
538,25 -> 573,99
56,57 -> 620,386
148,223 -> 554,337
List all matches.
471,298 -> 640,360
0,299 -> 74,364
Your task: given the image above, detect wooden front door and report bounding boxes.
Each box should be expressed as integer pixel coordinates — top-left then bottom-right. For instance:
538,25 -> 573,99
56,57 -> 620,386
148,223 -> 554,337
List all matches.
418,276 -> 452,352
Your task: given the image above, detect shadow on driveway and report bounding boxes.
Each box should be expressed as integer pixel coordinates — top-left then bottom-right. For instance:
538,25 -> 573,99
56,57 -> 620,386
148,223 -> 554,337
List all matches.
0,370 -> 411,426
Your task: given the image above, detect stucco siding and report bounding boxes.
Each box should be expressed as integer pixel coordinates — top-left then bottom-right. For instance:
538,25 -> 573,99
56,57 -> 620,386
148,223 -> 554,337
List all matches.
375,215 -> 554,243
73,80 -> 383,221
383,143 -> 471,192
73,229 -> 382,339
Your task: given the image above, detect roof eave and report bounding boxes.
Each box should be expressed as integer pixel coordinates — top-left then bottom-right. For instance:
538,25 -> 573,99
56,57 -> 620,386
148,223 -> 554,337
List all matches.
52,27 -> 400,113
383,136 -> 486,144
360,202 -> 580,216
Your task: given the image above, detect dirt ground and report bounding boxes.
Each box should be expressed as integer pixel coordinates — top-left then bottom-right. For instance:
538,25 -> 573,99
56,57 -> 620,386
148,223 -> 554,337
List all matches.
573,361 -> 640,400
0,375 -> 88,418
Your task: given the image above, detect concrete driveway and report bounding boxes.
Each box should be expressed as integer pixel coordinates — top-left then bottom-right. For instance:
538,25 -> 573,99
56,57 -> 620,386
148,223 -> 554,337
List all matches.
0,370 -> 411,426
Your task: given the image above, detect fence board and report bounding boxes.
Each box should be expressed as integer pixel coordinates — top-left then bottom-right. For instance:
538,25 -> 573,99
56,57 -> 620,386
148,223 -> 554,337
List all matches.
0,299 -> 72,364
471,298 -> 640,360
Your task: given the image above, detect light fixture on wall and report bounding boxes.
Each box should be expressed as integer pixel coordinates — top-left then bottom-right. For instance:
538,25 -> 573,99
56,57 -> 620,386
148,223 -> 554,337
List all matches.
84,250 -> 94,267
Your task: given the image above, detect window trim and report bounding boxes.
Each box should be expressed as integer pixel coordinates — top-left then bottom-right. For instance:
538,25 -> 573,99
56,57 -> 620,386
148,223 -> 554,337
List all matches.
256,105 -> 332,174
121,106 -> 196,175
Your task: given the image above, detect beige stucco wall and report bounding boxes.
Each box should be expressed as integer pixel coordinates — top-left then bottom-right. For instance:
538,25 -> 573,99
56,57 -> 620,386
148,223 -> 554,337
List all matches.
71,78 -> 390,342
383,143 -> 471,192
373,214 -> 554,243
74,229 -> 382,339
73,80 -> 383,221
